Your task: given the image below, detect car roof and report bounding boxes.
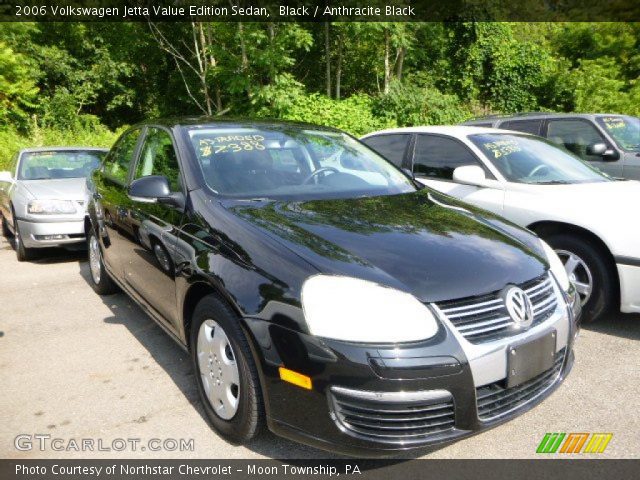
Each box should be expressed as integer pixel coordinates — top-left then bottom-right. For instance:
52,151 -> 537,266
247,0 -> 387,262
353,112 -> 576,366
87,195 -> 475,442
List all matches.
463,112 -> 632,124
361,125 -> 520,138
19,146 -> 109,153
133,116 -> 341,132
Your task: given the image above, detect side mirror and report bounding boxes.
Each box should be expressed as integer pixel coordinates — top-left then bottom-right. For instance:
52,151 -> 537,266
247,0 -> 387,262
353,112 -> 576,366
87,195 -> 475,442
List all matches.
453,165 -> 488,187
587,142 -> 617,160
0,171 -> 13,183
128,175 -> 184,208
586,143 -> 607,156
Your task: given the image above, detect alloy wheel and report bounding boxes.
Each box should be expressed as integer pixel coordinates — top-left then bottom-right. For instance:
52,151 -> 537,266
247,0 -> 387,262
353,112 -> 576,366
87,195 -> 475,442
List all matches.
555,249 -> 593,306
197,319 -> 240,420
89,235 -> 102,284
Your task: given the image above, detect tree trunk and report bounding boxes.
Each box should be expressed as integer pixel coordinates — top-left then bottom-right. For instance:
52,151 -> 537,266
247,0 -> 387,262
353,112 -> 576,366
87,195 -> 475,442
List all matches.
238,22 -> 251,100
335,35 -> 343,100
383,28 -> 391,94
325,22 -> 331,98
395,46 -> 406,82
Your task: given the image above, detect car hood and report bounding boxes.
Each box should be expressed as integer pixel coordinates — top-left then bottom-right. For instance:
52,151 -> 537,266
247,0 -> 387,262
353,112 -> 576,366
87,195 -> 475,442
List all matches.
21,177 -> 88,200
225,189 -> 546,303
511,179 -> 640,201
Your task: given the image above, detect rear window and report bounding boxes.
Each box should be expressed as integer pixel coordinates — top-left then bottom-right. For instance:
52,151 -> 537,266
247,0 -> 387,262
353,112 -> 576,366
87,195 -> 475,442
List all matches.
18,151 -> 106,180
500,119 -> 542,136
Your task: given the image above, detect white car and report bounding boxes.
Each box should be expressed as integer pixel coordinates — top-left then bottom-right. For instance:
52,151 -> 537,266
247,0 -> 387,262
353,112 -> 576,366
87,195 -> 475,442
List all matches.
361,126 -> 640,321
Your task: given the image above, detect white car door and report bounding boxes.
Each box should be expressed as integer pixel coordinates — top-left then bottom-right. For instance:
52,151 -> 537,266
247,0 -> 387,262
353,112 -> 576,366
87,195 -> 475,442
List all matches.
411,134 -> 506,216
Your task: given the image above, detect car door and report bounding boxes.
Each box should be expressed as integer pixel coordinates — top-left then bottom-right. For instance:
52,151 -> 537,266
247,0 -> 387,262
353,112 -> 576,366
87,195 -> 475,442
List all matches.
544,118 -> 623,177
122,127 -> 185,329
94,127 -> 144,277
410,134 -> 506,215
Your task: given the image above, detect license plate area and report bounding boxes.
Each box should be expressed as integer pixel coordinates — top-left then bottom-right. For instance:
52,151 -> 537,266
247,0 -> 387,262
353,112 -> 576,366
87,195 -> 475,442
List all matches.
507,331 -> 556,388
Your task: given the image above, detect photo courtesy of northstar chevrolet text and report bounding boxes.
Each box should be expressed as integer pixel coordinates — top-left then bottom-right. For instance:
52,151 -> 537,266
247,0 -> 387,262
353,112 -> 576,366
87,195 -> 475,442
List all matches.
0,1 -> 638,478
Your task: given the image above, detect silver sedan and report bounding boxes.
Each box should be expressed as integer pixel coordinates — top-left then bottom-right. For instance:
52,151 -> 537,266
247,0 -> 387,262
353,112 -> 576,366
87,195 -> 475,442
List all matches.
0,147 -> 108,261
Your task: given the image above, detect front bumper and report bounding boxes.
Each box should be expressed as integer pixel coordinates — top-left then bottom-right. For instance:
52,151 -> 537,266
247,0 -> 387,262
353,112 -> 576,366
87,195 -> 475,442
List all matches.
617,262 -> 640,313
17,219 -> 85,248
243,280 -> 577,457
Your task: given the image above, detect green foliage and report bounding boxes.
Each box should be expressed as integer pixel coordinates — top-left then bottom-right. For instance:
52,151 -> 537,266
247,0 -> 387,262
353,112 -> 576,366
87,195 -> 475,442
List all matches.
0,41 -> 39,129
374,77 -> 471,126
267,92 -> 395,136
0,123 -> 120,172
0,20 -> 638,150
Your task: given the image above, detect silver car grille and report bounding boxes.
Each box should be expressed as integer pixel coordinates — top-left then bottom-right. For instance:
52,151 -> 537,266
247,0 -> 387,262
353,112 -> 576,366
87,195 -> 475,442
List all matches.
329,387 -> 455,444
435,273 -> 558,343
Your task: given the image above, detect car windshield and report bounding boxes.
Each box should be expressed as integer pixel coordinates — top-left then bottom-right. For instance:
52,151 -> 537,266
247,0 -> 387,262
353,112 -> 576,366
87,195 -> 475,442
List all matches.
18,150 -> 106,180
185,126 -> 416,200
469,133 -> 611,185
596,116 -> 640,152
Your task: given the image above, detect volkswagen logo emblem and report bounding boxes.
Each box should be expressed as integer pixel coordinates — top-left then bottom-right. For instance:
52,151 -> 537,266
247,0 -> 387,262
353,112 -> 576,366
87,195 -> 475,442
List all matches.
502,286 -> 534,328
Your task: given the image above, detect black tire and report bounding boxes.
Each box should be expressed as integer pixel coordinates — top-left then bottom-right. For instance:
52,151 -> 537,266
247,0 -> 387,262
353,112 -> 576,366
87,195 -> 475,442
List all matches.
14,222 -> 37,262
87,228 -> 119,295
190,294 -> 264,444
543,233 -> 616,322
1,215 -> 11,238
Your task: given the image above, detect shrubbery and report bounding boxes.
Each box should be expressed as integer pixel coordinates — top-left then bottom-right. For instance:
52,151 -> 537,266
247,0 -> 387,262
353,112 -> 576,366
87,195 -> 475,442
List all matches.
0,118 -> 120,171
265,91 -> 396,137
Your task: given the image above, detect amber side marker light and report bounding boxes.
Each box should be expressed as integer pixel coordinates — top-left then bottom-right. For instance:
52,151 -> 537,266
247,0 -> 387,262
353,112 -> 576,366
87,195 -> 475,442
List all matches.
279,367 -> 312,390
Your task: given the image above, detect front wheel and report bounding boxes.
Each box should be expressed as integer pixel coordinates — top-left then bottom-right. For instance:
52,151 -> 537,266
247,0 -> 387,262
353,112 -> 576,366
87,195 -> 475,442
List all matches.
190,294 -> 264,444
543,233 -> 616,322
14,222 -> 37,262
87,229 -> 118,295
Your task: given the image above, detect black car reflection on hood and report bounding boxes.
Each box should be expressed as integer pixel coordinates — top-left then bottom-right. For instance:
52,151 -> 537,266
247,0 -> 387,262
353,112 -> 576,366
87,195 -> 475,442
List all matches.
226,188 -> 547,303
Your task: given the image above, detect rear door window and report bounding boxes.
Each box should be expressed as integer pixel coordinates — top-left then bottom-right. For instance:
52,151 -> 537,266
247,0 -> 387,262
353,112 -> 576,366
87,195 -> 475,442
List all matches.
361,134 -> 410,167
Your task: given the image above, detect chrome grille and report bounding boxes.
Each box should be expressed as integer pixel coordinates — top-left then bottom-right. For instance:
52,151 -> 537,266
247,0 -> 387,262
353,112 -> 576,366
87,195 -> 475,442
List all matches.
435,274 -> 558,343
329,387 -> 455,444
476,348 -> 565,421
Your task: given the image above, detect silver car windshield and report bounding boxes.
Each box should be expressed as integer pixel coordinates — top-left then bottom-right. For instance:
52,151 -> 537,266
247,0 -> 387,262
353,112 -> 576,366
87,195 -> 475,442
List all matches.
18,151 -> 105,180
596,116 -> 640,152
469,133 -> 612,185
185,126 -> 416,200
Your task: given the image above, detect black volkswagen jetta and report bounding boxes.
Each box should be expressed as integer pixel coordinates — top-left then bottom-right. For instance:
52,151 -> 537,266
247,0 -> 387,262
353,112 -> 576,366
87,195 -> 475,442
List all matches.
86,118 -> 580,456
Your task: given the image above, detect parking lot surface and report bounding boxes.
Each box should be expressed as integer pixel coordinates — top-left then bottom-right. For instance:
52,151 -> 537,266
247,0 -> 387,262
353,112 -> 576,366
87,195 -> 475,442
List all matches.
0,235 -> 638,459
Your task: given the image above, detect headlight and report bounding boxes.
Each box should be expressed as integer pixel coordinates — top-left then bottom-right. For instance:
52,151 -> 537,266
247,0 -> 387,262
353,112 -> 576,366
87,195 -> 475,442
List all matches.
540,240 -> 570,292
28,199 -> 77,215
301,275 -> 439,343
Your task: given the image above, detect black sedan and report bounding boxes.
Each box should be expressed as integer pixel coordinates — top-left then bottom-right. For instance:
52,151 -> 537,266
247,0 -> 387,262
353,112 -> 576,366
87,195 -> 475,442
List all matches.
86,118 -> 579,456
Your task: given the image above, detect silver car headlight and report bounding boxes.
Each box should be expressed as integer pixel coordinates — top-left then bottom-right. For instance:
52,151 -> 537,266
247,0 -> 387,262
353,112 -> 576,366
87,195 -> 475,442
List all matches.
301,275 -> 439,343
540,240 -> 570,292
28,199 -> 77,215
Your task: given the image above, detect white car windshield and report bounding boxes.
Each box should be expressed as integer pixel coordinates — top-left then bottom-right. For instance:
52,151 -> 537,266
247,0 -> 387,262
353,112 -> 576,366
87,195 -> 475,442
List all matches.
19,151 -> 105,180
596,116 -> 640,152
185,126 -> 416,200
469,133 -> 611,185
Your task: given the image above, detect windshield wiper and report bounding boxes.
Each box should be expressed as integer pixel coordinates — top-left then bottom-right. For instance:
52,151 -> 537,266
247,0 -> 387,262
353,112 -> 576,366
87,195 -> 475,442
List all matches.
534,180 -> 572,185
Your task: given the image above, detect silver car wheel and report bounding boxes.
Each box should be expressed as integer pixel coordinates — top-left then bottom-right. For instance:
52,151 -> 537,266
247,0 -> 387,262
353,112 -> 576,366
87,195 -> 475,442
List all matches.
153,243 -> 171,272
89,235 -> 102,285
197,319 -> 240,420
556,249 -> 593,306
